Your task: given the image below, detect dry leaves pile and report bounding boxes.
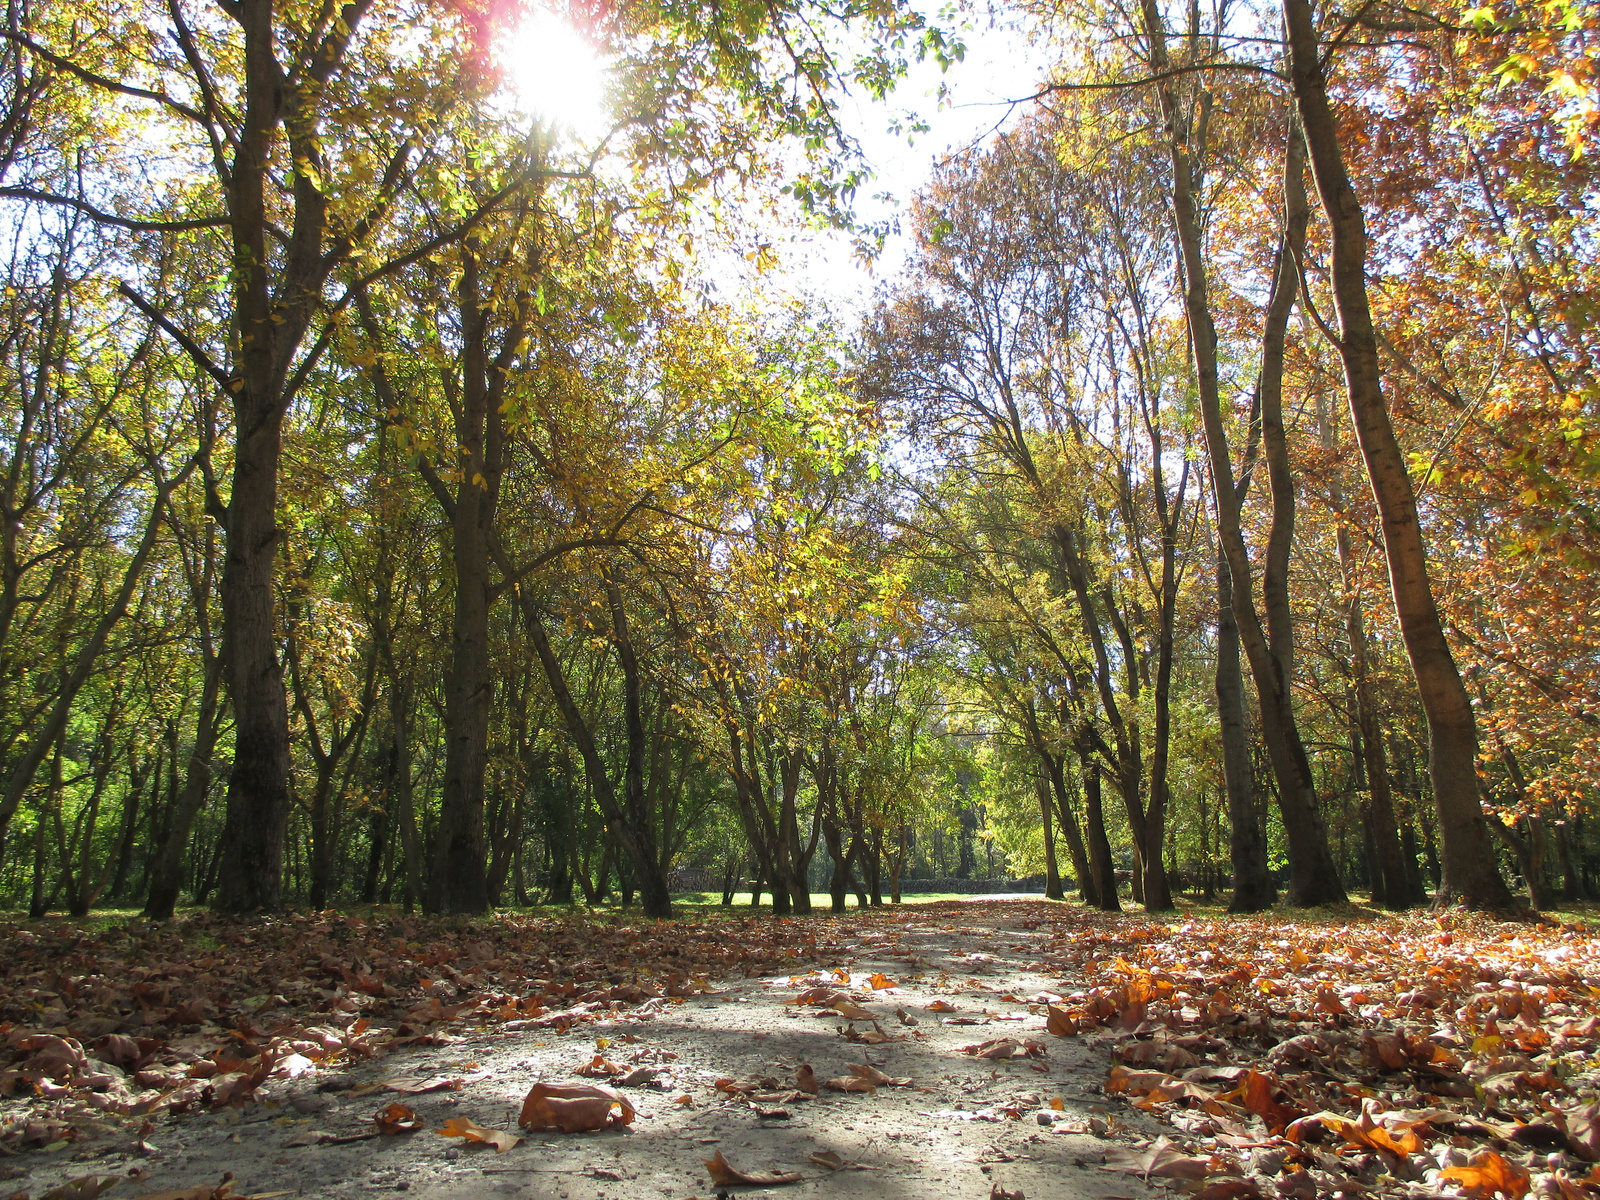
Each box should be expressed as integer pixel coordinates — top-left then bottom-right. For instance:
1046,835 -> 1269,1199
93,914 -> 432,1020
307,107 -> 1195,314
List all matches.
0,910 -> 811,1155
1040,910 -> 1600,1200
11,899 -> 1600,1200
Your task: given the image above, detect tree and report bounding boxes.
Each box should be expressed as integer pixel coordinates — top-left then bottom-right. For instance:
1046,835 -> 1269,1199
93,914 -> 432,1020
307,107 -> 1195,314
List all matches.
1283,0 -> 1516,911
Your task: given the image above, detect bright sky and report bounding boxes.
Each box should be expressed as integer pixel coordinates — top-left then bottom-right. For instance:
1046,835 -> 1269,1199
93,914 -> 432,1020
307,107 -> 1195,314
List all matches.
775,14 -> 1053,311
495,6 -> 1052,315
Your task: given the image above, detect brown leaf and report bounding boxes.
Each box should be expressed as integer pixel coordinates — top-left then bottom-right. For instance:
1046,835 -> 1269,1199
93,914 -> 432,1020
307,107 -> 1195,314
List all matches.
848,1063 -> 912,1087
795,1064 -> 818,1095
1234,1068 -> 1300,1134
574,1054 -> 626,1078
829,1000 -> 877,1021
823,1075 -> 876,1093
810,1149 -> 876,1171
518,1081 -> 635,1133
381,1074 -> 462,1094
989,1185 -> 1024,1200
1100,1137 -> 1213,1180
1191,1176 -> 1264,1200
704,1149 -> 803,1186
926,1000 -> 958,1013
124,1180 -> 241,1200
1045,1006 -> 1078,1037
437,1116 -> 522,1153
281,1128 -> 335,1146
789,987 -> 849,1006
373,1102 -> 421,1135
868,973 -> 896,990
42,1178 -> 120,1200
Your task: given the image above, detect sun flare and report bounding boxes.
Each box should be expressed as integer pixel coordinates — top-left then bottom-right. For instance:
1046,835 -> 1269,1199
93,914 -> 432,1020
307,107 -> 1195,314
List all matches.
497,10 -> 610,135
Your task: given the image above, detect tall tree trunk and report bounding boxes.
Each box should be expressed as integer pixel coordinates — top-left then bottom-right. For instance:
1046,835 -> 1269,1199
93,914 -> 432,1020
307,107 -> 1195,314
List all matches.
1216,541 -> 1275,911
425,243 -> 500,915
1079,737 -> 1121,912
146,652 -> 226,919
1319,394 -> 1414,908
107,749 -> 151,902
1284,0 -> 1515,911
1045,755 -> 1091,902
1138,0 -> 1344,905
1558,820 -> 1586,901
1036,777 -> 1064,900
520,591 -> 673,918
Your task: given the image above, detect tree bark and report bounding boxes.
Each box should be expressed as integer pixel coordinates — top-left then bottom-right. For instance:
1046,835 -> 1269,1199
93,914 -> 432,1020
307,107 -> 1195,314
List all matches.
1036,777 -> 1064,900
1140,8 -> 1343,902
1216,540 -> 1275,911
146,651 -> 226,920
1284,0 -> 1515,911
1078,735 -> 1121,912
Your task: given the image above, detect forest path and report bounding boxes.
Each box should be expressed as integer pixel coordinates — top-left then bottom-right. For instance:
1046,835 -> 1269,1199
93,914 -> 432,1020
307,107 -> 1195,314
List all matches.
4,900 -> 1157,1200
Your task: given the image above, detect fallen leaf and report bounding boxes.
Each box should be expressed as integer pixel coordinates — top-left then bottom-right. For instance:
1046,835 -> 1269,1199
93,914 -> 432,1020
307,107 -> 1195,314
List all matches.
1100,1137 -> 1213,1180
795,1064 -> 818,1095
518,1081 -> 636,1133
381,1075 -> 462,1094
124,1180 -> 241,1200
849,1063 -> 912,1087
281,1128 -> 335,1147
1439,1151 -> 1532,1198
373,1102 -> 422,1134
42,1178 -> 120,1200
830,1000 -> 877,1021
789,987 -> 849,1006
868,973 -> 897,990
989,1185 -> 1025,1200
926,1000 -> 958,1013
704,1149 -> 803,1186
1045,1006 -> 1078,1036
823,1074 -> 876,1093
960,1038 -> 1045,1061
438,1116 -> 522,1153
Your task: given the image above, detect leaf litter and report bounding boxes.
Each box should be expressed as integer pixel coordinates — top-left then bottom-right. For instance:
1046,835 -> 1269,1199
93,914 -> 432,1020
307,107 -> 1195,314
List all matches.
6,901 -> 1600,1200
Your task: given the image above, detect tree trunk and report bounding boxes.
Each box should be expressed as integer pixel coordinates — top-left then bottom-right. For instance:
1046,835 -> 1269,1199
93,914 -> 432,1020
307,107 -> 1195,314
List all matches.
146,652 -> 226,919
1037,778 -> 1064,900
1284,0 -> 1515,912
1079,741 -> 1121,912
1045,754 -> 1091,903
1216,541 -> 1275,912
1139,0 -> 1344,905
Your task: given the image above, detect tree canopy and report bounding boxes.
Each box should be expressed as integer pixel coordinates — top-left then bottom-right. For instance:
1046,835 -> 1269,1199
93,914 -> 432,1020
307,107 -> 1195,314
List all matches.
0,0 -> 1596,924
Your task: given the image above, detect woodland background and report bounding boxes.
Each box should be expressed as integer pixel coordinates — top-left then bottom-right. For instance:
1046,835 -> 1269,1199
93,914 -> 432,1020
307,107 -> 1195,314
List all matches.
0,0 -> 1595,922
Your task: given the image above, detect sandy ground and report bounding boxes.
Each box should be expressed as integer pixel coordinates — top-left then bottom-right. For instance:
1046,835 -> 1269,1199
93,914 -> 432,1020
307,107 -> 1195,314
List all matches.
4,901 -> 1161,1200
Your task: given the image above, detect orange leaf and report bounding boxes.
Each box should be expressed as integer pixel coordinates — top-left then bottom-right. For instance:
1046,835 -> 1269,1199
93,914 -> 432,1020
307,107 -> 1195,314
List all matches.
1238,1069 -> 1299,1134
517,1081 -> 635,1133
1439,1151 -> 1531,1198
373,1102 -> 421,1135
1046,1005 -> 1078,1037
704,1150 -> 803,1186
437,1116 -> 522,1153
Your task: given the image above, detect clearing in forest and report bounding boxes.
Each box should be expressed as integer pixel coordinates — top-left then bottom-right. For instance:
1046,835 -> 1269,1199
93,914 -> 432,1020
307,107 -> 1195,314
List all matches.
3,899 -> 1600,1200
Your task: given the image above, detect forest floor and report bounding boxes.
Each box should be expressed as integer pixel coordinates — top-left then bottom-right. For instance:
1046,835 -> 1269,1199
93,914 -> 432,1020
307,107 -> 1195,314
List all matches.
2,898 -> 1600,1200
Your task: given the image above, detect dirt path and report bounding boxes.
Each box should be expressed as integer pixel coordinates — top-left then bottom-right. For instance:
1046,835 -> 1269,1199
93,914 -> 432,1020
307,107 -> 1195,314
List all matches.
4,901 -> 1156,1200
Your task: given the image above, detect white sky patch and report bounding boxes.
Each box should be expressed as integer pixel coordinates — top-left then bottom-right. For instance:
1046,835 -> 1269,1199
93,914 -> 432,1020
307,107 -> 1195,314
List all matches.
749,17 -> 1053,316
497,10 -> 611,137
